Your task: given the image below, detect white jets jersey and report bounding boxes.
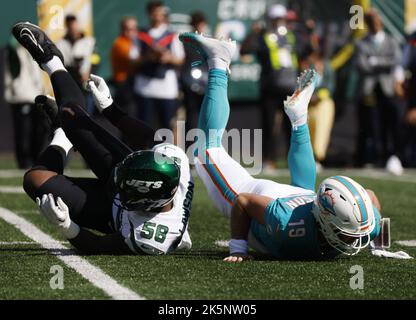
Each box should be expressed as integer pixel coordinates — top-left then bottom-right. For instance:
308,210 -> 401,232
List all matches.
112,143 -> 194,255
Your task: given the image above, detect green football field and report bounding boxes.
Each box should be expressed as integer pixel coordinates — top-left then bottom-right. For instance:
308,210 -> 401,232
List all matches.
1,155 -> 416,300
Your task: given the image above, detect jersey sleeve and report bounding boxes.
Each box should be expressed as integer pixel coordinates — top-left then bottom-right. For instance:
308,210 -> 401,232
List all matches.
177,227 -> 192,250
264,200 -> 283,232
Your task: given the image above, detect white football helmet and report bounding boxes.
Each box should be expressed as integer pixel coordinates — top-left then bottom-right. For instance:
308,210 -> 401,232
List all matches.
313,176 -> 376,255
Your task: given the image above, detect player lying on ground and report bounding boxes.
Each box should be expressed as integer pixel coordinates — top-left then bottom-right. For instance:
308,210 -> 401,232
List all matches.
13,22 -> 194,255
179,32 -> 390,261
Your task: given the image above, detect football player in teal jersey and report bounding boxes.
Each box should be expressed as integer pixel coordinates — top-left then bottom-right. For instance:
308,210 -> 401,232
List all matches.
179,32 -> 389,261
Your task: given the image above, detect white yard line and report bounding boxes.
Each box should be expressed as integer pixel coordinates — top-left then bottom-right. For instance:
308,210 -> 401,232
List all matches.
0,241 -> 67,245
0,186 -> 25,193
0,207 -> 144,300
0,241 -> 38,245
396,240 -> 416,247
0,170 -> 25,178
0,169 -> 94,179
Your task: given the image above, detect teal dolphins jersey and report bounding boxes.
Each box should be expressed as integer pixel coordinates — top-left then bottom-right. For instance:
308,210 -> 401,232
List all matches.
250,193 -> 382,259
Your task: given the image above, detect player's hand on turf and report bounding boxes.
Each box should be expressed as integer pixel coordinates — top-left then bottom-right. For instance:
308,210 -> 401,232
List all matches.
85,74 -> 113,112
36,194 -> 80,239
223,254 -> 253,262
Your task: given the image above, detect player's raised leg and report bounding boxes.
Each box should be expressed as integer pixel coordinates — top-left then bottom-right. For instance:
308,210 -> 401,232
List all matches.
284,69 -> 319,191
23,95 -> 72,199
180,33 -> 256,217
22,95 -> 113,233
12,22 -> 132,182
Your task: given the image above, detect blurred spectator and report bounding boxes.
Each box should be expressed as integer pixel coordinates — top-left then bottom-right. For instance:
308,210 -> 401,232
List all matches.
111,16 -> 139,112
400,29 -> 416,166
299,45 -> 336,170
286,12 -> 320,58
298,19 -> 321,56
56,15 -> 98,114
286,10 -> 298,33
180,11 -> 209,139
240,4 -> 298,170
354,9 -> 404,174
4,38 -> 47,169
134,0 -> 185,129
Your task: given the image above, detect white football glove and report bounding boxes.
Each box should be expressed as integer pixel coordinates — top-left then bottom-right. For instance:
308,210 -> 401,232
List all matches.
36,194 -> 80,239
370,248 -> 413,259
85,74 -> 113,112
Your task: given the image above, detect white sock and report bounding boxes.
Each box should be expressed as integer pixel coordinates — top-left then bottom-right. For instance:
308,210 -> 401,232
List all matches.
207,57 -> 229,72
50,128 -> 73,156
41,56 -> 66,76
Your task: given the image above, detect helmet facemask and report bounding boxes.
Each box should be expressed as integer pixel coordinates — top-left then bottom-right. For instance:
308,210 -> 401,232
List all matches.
313,204 -> 372,255
114,187 -> 177,212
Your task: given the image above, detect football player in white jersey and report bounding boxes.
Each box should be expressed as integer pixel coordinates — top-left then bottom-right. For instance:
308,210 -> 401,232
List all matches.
13,21 -> 193,255
110,142 -> 193,255
179,32 -> 391,262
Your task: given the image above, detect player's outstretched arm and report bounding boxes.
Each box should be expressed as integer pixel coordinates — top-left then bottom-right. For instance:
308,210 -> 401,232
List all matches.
224,193 -> 273,262
37,194 -> 131,254
86,74 -> 156,150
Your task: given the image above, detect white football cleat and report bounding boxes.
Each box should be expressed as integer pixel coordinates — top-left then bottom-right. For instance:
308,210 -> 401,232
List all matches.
284,68 -> 318,129
179,32 -> 236,72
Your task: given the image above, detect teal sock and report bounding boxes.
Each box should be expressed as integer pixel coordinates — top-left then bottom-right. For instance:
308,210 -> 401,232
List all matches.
198,69 -> 229,151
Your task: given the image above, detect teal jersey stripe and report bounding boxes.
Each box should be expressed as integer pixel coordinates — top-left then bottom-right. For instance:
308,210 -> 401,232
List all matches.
332,176 -> 368,223
204,161 -> 237,203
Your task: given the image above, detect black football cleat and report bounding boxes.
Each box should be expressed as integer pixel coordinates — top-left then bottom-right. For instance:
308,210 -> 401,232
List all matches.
35,95 -> 61,130
12,21 -> 64,67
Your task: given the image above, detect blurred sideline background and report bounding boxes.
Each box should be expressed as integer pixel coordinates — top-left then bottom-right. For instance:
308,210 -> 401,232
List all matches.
0,0 -> 415,170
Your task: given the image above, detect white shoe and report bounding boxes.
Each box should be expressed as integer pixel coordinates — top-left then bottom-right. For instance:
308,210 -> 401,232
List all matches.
284,69 -> 318,129
179,32 -> 236,72
386,155 -> 403,176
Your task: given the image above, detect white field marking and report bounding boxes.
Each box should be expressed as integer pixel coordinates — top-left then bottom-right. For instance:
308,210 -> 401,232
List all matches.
0,241 -> 37,245
215,240 -> 229,248
0,241 -> 67,245
0,169 -> 94,179
0,186 -> 24,193
0,169 -> 25,178
0,207 -> 144,300
396,240 -> 416,247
